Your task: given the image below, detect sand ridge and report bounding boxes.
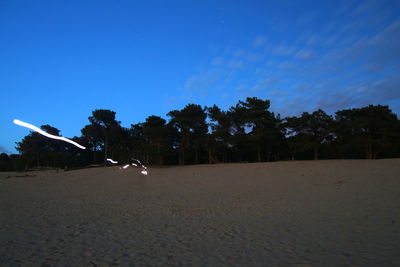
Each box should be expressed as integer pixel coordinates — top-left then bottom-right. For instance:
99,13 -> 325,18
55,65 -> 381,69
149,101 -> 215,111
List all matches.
0,159 -> 399,266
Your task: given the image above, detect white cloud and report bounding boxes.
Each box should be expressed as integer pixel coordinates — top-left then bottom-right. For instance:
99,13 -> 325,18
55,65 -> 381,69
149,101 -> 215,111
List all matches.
297,11 -> 316,24
228,60 -> 244,69
368,19 -> 400,45
253,35 -> 267,47
184,71 -> 221,91
268,43 -> 297,56
235,84 -> 247,91
234,49 -> 246,58
352,0 -> 375,16
211,57 -> 224,65
306,34 -> 318,46
255,68 -> 271,76
246,52 -> 264,62
324,21 -> 338,33
295,50 -> 313,60
208,43 -> 220,53
278,61 -> 296,70
0,145 -> 11,154
183,10 -> 400,118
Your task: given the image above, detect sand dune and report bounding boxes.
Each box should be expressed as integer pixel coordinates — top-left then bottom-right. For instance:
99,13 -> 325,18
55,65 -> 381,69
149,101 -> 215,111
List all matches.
1,159 -> 399,266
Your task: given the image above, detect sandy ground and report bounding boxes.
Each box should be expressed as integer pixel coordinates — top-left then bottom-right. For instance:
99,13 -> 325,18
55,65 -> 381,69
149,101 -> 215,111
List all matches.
0,159 -> 399,266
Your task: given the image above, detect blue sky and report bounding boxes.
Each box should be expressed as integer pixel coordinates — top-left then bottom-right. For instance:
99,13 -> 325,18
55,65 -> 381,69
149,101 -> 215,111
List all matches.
1,0 -> 400,154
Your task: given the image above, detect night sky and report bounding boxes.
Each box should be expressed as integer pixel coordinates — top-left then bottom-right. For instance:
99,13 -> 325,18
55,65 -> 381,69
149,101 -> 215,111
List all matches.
1,0 -> 399,154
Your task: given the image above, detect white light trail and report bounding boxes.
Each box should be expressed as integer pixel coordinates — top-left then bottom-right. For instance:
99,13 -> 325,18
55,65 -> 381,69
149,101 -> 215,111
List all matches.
118,159 -> 148,175
14,119 -> 86,150
14,119 -> 148,175
132,158 -> 148,176
106,158 -> 118,164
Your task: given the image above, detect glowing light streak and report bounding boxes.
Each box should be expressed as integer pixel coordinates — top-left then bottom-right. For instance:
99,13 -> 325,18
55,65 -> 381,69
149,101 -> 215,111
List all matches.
14,119 -> 86,150
13,119 -> 148,175
117,159 -> 148,175
106,158 -> 118,164
131,158 -> 148,176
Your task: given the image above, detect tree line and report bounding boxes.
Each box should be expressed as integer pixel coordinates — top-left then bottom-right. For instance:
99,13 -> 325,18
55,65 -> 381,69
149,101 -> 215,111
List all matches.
1,97 -> 400,171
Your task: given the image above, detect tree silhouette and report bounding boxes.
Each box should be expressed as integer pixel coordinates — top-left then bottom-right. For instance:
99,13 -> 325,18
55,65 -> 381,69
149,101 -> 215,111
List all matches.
81,124 -> 101,163
335,105 -> 400,159
207,104 -> 232,163
142,115 -> 169,165
10,100 -> 400,171
40,125 -> 65,166
168,104 -> 207,165
15,125 -> 67,168
230,97 -> 280,162
87,109 -> 121,163
286,109 -> 333,160
129,123 -> 146,162
0,153 -> 13,171
111,126 -> 132,163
